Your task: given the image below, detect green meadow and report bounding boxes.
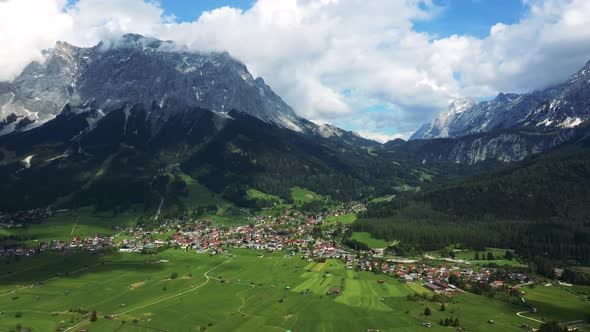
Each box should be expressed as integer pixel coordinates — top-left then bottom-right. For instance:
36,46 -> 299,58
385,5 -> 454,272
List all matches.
290,187 -> 321,204
1,248 -> 570,332
521,285 -> 590,322
1,207 -> 139,247
323,213 -> 357,227
0,249 -> 572,331
351,231 -> 393,248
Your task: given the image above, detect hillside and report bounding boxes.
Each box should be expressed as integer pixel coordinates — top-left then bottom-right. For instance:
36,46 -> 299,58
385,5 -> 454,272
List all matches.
355,130 -> 590,263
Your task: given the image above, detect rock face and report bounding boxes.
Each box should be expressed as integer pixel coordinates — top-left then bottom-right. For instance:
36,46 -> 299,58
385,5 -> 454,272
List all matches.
0,34 -> 309,136
397,126 -> 587,165
409,98 -> 477,140
411,60 -> 590,140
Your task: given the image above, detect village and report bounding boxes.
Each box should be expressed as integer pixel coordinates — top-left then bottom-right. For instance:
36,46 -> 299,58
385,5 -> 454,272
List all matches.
0,202 -> 532,294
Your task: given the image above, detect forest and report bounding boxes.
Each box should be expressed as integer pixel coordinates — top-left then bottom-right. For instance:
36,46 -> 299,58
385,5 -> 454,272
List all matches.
353,139 -> 590,267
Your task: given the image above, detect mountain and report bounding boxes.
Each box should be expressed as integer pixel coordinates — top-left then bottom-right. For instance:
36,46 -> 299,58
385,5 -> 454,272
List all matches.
0,34 -> 417,213
0,34 -> 312,136
357,129 -> 590,262
411,60 -> 590,140
409,98 -> 477,140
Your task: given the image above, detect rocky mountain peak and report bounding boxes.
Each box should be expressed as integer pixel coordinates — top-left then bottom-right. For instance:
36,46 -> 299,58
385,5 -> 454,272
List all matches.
448,97 -> 477,114
411,58 -> 590,140
0,34 -> 309,136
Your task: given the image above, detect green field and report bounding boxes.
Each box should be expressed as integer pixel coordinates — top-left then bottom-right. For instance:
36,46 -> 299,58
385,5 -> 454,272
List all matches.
1,207 -> 139,247
351,232 -> 393,248
323,213 -> 357,227
179,173 -> 231,210
522,285 -> 590,322
245,189 -> 282,203
426,248 -> 522,266
371,195 -> 396,203
290,187 -> 321,203
0,248 -> 552,332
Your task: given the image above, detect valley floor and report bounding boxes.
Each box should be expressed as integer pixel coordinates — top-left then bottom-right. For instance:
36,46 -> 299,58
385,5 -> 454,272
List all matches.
2,249 -> 588,332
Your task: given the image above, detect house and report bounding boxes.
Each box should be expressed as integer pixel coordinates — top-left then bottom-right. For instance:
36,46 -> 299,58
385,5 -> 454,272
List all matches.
424,283 -> 444,292
327,287 -> 342,295
491,280 -> 504,288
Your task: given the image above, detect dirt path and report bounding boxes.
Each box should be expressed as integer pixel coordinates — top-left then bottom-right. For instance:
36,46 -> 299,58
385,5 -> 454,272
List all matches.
114,256 -> 234,316
70,216 -> 80,235
516,311 -> 543,323
64,256 -> 234,332
153,196 -> 164,221
236,283 -> 256,315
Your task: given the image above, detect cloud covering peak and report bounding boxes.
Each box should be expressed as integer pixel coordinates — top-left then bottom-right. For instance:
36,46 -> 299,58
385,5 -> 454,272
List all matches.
2,0 -> 590,141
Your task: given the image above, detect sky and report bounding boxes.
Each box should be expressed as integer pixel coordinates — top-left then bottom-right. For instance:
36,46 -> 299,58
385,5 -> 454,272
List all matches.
2,0 -> 590,142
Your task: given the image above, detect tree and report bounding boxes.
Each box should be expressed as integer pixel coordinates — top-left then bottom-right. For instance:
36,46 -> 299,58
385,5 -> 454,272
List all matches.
474,252 -> 480,260
449,251 -> 456,259
424,307 -> 432,316
539,321 -> 567,332
487,252 -> 496,260
504,250 -> 514,260
90,309 -> 98,322
170,272 -> 178,279
440,319 -> 444,326
440,303 -> 446,311
454,318 -> 460,327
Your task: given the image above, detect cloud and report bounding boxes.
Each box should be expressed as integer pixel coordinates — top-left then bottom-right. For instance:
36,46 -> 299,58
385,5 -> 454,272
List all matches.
0,0 -> 73,79
356,130 -> 411,143
1,0 -> 590,139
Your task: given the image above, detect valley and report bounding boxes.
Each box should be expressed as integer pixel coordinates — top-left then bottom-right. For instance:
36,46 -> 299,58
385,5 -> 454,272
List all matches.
1,29 -> 590,332
1,186 -> 590,331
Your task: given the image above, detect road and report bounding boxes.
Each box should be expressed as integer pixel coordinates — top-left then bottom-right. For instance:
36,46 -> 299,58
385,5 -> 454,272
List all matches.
516,311 -> 543,324
64,255 -> 235,332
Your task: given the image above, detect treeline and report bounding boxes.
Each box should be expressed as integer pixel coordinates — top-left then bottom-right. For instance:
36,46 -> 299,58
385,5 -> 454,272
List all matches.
354,140 -> 590,264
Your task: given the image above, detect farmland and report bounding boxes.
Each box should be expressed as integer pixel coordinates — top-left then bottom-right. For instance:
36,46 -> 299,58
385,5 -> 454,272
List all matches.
0,248 -> 559,332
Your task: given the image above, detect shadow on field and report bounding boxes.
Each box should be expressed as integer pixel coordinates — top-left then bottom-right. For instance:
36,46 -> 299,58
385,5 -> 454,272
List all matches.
0,252 -> 166,287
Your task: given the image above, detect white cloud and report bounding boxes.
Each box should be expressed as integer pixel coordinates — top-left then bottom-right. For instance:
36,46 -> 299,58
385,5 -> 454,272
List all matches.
0,0 -> 73,79
1,0 -> 590,137
356,130 -> 411,143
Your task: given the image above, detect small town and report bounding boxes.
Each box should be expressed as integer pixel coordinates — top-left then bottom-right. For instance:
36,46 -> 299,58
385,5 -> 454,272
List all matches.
0,203 -> 533,295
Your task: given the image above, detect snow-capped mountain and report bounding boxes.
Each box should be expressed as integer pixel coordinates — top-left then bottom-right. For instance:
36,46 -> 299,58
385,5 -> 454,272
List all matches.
0,34 -> 309,136
409,98 -> 477,140
410,59 -> 590,140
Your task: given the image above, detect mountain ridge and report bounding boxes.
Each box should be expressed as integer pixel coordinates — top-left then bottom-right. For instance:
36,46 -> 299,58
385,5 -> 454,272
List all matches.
411,59 -> 590,140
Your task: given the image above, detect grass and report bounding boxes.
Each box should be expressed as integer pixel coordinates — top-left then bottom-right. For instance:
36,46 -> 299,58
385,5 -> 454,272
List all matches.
323,213 -> 356,227
350,232 -> 393,248
0,248 -> 557,332
412,169 -> 433,182
290,186 -> 320,204
201,213 -> 250,226
522,285 -> 590,322
245,189 -> 282,203
427,248 -> 523,266
451,248 -> 514,260
371,195 -> 396,203
2,207 -> 139,247
179,173 -> 228,209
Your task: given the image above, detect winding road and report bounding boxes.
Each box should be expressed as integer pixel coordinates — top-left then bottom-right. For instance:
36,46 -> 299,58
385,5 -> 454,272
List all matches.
64,255 -> 234,332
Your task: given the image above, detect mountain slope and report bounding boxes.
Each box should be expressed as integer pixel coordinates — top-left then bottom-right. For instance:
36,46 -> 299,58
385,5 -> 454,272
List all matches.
0,34 -> 310,135
356,129 -> 590,262
0,101 -> 422,212
411,60 -> 590,140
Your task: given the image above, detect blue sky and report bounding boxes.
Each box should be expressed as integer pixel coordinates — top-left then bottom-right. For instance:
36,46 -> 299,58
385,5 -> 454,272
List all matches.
160,0 -> 527,38
414,0 -> 528,38
45,0 -> 589,141
161,0 -> 253,22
